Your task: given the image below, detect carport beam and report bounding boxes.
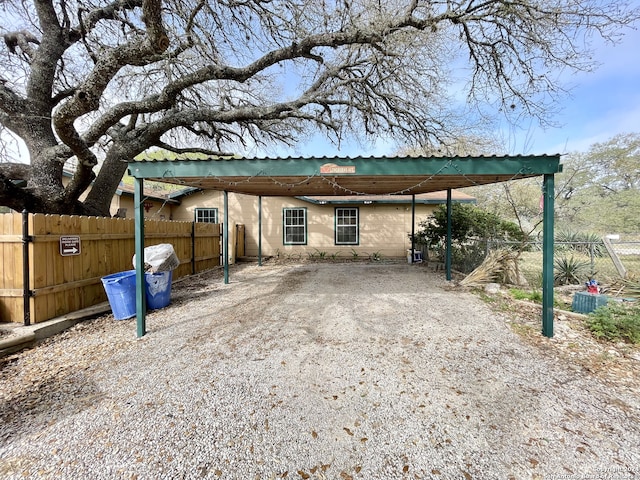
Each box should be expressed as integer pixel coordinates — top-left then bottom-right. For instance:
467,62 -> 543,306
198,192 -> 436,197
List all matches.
134,177 -> 147,338
542,174 -> 555,337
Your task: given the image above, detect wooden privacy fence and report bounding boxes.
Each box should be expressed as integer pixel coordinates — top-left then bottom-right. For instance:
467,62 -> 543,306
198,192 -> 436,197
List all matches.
0,212 -> 221,325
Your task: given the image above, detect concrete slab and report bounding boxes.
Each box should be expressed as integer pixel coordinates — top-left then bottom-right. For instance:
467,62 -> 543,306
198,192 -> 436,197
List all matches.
0,302 -> 111,357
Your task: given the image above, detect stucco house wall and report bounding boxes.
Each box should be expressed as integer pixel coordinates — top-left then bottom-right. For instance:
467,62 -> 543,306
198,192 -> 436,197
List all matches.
64,169 -> 474,258
170,190 -> 475,258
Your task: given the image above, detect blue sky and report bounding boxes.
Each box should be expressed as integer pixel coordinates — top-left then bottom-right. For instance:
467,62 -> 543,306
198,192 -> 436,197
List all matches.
3,4 -> 638,161
284,14 -> 640,158
512,21 -> 640,155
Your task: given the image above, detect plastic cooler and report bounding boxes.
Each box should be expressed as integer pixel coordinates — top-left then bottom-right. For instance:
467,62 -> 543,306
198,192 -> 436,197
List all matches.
572,291 -> 608,314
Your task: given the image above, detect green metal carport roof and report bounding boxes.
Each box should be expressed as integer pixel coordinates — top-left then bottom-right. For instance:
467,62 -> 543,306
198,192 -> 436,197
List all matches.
128,154 -> 562,339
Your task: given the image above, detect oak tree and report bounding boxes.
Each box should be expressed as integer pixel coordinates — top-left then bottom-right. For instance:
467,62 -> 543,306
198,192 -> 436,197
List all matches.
1,0 -> 638,215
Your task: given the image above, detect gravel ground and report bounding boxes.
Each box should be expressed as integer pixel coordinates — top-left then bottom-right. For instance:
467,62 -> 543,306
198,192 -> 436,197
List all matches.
0,261 -> 639,480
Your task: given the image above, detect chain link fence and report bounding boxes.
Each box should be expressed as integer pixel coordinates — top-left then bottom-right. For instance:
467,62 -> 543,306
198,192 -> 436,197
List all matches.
422,239 -> 640,286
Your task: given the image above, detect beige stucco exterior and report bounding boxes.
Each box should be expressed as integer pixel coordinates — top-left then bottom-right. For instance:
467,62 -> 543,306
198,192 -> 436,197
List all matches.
66,170 -> 473,259
170,190 -> 474,259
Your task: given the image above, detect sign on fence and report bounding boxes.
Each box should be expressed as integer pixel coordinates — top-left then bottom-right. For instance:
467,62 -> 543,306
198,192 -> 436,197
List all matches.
60,236 -> 81,256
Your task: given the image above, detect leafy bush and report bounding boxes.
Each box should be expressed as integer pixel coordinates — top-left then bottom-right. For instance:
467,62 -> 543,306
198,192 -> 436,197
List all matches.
450,242 -> 487,273
587,302 -> 640,344
413,204 -> 525,272
554,255 -> 591,285
413,204 -> 526,246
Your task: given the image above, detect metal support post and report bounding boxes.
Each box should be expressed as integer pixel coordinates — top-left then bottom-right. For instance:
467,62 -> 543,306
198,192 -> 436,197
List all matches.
411,194 -> 416,264
134,178 -> 147,338
224,190 -> 229,284
258,196 -> 262,267
446,188 -> 452,281
542,174 -> 555,338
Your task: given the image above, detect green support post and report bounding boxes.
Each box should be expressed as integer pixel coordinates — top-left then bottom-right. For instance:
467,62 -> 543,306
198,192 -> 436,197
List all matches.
542,174 -> 555,338
258,195 -> 262,267
134,178 -> 146,338
223,190 -> 229,284
410,194 -> 416,264
446,188 -> 452,281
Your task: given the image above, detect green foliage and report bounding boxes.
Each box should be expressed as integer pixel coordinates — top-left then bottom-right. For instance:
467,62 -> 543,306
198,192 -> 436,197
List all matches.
414,203 -> 526,246
554,255 -> 591,285
468,134 -> 640,235
316,249 -> 328,259
370,251 -> 383,262
450,242 -> 487,273
554,133 -> 640,234
413,203 -> 525,272
587,302 -> 640,344
555,229 -> 604,256
509,288 -> 543,303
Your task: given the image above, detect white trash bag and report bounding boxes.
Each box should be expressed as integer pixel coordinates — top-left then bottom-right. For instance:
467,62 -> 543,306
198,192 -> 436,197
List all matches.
132,243 -> 180,273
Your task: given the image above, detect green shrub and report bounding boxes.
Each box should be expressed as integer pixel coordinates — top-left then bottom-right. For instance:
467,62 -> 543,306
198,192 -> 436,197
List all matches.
587,302 -> 640,344
370,251 -> 383,261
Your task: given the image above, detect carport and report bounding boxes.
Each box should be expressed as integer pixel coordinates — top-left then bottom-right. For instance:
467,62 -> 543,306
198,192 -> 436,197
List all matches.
128,155 -> 561,339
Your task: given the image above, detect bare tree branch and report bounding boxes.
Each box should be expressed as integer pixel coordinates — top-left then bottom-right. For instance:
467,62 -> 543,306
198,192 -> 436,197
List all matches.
0,0 -> 638,214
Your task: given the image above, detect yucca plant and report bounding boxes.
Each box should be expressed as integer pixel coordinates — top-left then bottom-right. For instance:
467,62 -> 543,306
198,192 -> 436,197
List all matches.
554,255 -> 591,285
555,229 -> 604,257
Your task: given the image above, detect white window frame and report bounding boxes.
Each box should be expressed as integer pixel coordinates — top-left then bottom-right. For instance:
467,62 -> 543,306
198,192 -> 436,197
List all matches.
335,207 -> 359,245
283,208 -> 307,245
194,208 -> 218,223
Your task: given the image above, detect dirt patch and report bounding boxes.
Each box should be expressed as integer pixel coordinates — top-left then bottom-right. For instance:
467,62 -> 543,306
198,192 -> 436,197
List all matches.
482,290 -> 640,391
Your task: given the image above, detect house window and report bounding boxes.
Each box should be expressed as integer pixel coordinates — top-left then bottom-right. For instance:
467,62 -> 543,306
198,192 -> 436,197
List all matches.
335,207 -> 359,245
283,208 -> 307,245
195,208 -> 218,223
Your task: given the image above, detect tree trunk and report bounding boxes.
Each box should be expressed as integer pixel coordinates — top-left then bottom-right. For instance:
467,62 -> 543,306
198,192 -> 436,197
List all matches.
84,145 -> 132,217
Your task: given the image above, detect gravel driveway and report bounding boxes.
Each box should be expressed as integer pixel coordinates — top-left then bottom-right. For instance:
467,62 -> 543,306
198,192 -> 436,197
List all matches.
1,261 -> 638,479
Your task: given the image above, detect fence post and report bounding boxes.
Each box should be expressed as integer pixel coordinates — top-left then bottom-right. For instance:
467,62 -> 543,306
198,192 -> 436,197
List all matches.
191,221 -> 196,275
602,236 -> 627,279
22,210 -> 31,326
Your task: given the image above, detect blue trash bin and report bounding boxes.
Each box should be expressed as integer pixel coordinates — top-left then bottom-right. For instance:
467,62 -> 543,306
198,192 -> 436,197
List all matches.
101,270 -> 137,320
145,270 -> 173,310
